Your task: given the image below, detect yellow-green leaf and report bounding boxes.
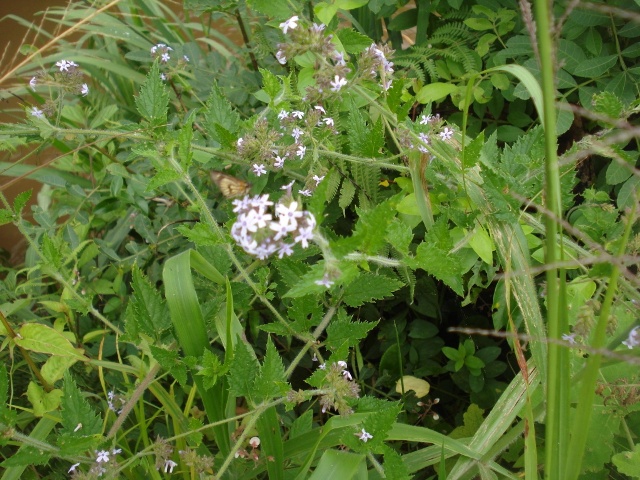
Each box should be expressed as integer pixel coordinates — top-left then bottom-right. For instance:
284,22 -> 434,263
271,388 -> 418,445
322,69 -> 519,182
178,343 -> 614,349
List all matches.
15,324 -> 85,359
396,375 -> 430,398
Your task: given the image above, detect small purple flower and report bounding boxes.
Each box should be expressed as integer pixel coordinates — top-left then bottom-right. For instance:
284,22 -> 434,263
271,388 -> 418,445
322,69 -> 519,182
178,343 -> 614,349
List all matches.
30,107 -> 44,118
330,75 -> 347,92
56,60 -> 78,72
296,145 -> 306,159
312,175 -> 325,186
298,189 -> 312,197
164,460 -> 178,473
95,450 -> 110,463
357,428 -> 373,442
252,164 -> 267,176
29,76 -> 37,91
279,16 -> 299,34
439,127 -> 454,141
81,83 -> 89,96
315,274 -> 333,288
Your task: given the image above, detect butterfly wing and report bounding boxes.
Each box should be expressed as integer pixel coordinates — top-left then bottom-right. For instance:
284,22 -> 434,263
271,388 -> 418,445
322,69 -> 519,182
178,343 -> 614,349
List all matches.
210,171 -> 252,198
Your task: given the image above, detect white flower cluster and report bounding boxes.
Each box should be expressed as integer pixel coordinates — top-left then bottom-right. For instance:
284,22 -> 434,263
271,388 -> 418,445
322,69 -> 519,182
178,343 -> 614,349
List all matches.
231,194 -> 316,260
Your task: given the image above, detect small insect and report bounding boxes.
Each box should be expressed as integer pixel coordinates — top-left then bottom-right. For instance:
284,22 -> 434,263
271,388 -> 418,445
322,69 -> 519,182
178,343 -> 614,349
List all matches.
210,170 -> 252,198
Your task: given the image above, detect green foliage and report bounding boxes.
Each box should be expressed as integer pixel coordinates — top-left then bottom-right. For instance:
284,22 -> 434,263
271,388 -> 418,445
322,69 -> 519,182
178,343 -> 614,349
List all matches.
0,0 -> 639,478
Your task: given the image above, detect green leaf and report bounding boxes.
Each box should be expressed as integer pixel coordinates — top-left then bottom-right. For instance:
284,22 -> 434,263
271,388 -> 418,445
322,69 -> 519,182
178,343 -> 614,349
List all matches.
15,324 -> 85,359
0,208 -> 12,226
60,371 -> 101,436
612,444 -> 640,478
336,29 -> 372,54
342,273 -> 404,308
176,222 -> 224,246
449,403 -> 484,439
387,9 -> 417,31
416,82 -> 458,104
385,219 -> 413,255
197,350 -> 227,389
150,345 -> 188,386
204,83 -> 240,148
1,446 -> 51,467
228,340 -> 259,399
127,265 -> 171,339
464,17 -> 493,31
308,449 -> 367,480
247,0 -> 292,19
13,190 -> 32,214
260,68 -> 282,101
253,337 -> 289,402
325,311 -> 378,352
572,54 -> 617,77
146,167 -> 181,191
348,102 -> 384,157
27,382 -> 63,416
468,224 -> 494,264
134,61 -> 169,128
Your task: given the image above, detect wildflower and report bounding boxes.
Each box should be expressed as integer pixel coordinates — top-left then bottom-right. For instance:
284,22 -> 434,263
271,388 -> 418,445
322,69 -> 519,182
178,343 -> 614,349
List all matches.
278,243 -> 294,258
276,50 -> 287,65
279,16 -> 299,34
296,145 -> 306,159
314,105 -> 326,114
183,55 -> 189,62
294,226 -> 314,247
274,155 -> 285,168
333,51 -> 346,66
420,114 -> 432,125
315,274 -> 334,288
252,164 -> 267,176
30,107 -> 44,118
342,370 -> 353,381
161,52 -> 171,63
562,333 -> 577,345
160,73 -> 167,81
164,460 -> 178,473
249,437 -> 261,448
311,23 -> 326,33
381,79 -> 392,91
237,137 -> 244,147
319,363 -> 326,370
357,428 -> 373,442
439,127 -> 454,141
112,448 -> 122,455
276,201 -> 304,225
312,175 -> 324,186
29,76 -> 37,91
95,450 -> 110,463
278,109 -> 289,120
281,180 -> 295,191
292,127 -> 304,141
56,60 -> 78,72
298,189 -> 312,197
622,326 -> 640,349
322,117 -> 334,127
291,110 -> 304,119
81,83 -> 89,96
330,75 -> 347,92
68,463 -> 80,473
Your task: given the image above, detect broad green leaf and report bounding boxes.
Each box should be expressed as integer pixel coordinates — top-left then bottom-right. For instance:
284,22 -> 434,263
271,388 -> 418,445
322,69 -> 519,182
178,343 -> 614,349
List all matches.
227,340 -> 259,399
176,222 -> 224,246
449,403 -> 484,439
468,224 -> 494,264
134,61 -> 168,128
150,345 -> 188,386
146,167 -> 181,191
247,0 -> 292,19
253,338 -> 289,402
127,265 -> 171,339
308,449 -> 367,480
60,371 -> 102,436
0,209 -> 13,226
15,324 -> 85,359
416,82 -> 457,104
612,444 -> 640,478
314,2 -> 339,27
204,83 -> 241,147
342,273 -> 404,307
336,29 -> 372,54
41,356 -> 80,385
325,312 -> 378,352
573,54 -> 617,77
27,382 -> 63,416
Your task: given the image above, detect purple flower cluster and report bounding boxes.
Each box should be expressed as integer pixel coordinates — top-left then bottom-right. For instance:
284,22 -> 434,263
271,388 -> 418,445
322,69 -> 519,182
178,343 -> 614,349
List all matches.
230,194 -> 316,260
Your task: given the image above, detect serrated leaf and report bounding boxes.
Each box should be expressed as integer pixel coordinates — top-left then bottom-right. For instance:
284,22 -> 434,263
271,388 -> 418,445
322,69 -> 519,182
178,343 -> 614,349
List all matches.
612,444 -> 640,477
0,209 -> 13,226
128,265 -> 171,339
151,345 -> 188,386
342,273 -> 403,307
176,222 -> 224,246
13,189 -> 32,214
450,403 -> 484,439
247,0 -> 292,19
135,61 -> 169,127
260,68 -> 281,101
146,167 -> 181,191
60,371 -> 101,436
204,83 -> 240,147
253,338 -> 289,401
336,28 -> 372,54
1,446 -> 51,467
228,341 -> 259,399
385,219 -> 413,255
338,180 -> 356,213
197,349 -> 227,389
326,311 -> 378,352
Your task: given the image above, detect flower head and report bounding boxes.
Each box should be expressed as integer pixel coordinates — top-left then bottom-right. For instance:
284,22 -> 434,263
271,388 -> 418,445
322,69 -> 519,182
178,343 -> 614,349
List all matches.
279,16 -> 299,34
330,75 -> 348,92
357,428 -> 373,442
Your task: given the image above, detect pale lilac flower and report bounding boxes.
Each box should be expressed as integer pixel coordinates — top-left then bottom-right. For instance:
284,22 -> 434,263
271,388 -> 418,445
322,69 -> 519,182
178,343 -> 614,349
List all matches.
315,274 -> 334,288
56,60 -> 78,72
322,117 -> 334,127
276,50 -> 287,65
281,180 -> 295,191
295,226 -> 314,247
237,137 -> 244,147
164,460 -> 178,473
330,75 -> 347,92
278,109 -> 289,120
296,145 -> 306,159
160,73 -> 167,81
312,175 -> 324,186
381,80 -> 392,91
298,189 -> 312,197
314,105 -> 326,114
69,463 -> 80,473
292,110 -> 304,119
112,448 -> 122,455
161,52 -> 170,63
183,55 -> 190,62
274,155 -> 285,168
252,164 -> 267,176
279,16 -> 299,34
278,243 -> 294,258
81,83 -> 89,96
30,107 -> 44,118
271,219 -> 296,240
420,114 -> 432,125
439,127 -> 454,141
29,76 -> 37,91
292,127 -> 304,141
311,23 -> 326,33
319,363 -> 326,369
333,51 -> 346,66
357,428 -> 373,442
562,333 -> 577,345
95,450 -> 110,463
337,361 -> 348,369
342,370 -> 353,381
